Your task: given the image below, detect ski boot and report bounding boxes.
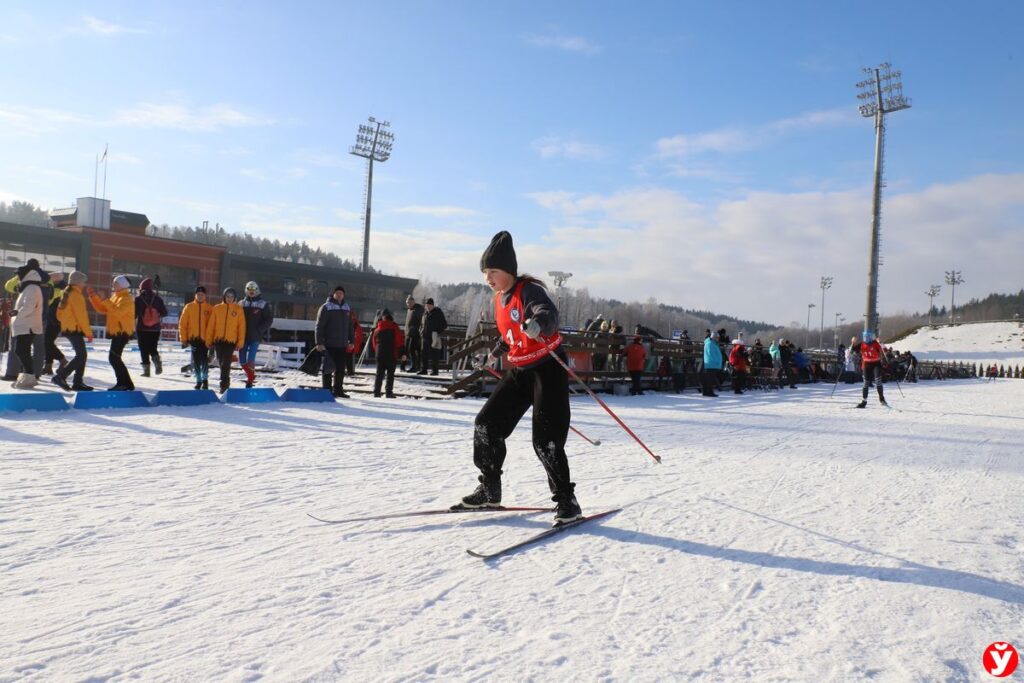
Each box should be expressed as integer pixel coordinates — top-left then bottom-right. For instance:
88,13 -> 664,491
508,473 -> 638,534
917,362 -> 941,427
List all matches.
452,474 -> 502,510
141,364 -> 151,377
553,493 -> 583,526
856,400 -> 867,409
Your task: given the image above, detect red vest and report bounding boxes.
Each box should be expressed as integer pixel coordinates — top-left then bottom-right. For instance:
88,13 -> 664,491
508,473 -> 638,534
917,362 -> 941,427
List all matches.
860,340 -> 883,365
495,281 -> 562,367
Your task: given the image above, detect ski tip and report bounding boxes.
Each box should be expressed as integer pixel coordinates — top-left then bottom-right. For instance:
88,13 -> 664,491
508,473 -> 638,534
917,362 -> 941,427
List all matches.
466,549 -> 494,560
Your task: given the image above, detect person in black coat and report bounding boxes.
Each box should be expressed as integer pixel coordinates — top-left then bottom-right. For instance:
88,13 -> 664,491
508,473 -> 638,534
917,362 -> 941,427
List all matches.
42,273 -> 67,375
418,298 -> 447,375
239,281 -> 274,387
371,309 -> 405,397
403,295 -> 424,372
135,277 -> 168,376
315,286 -> 354,397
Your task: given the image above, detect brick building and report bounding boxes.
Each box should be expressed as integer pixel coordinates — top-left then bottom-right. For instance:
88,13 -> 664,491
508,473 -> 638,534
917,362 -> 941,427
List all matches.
1,197 -> 417,333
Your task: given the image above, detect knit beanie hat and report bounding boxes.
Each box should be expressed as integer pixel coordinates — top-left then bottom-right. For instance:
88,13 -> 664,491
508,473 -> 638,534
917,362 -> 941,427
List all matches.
223,287 -> 237,300
334,285 -> 346,294
68,270 -> 87,286
112,275 -> 130,290
479,230 -> 517,277
195,285 -> 207,294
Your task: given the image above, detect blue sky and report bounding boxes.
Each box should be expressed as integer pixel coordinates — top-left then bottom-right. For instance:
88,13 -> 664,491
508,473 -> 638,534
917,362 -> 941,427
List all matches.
2,1 -> 1022,325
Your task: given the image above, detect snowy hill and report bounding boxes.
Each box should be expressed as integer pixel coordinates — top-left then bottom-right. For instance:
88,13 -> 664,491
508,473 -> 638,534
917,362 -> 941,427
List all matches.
896,320 -> 1024,367
2,341 -> 1023,680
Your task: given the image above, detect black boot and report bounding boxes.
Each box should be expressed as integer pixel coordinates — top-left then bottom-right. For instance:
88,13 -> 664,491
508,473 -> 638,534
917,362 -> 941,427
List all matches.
153,355 -> 163,375
51,374 -> 71,391
141,364 -> 151,378
856,400 -> 867,408
453,473 -> 502,509
202,380 -> 209,390
553,491 -> 583,526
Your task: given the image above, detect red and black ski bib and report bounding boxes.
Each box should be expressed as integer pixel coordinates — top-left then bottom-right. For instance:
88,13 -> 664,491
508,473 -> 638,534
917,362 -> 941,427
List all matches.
495,281 -> 562,367
860,340 -> 883,365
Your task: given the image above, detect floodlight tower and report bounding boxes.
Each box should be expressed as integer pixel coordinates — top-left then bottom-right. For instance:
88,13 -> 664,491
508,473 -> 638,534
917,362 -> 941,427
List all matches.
350,117 -> 394,272
819,276 -> 833,348
806,303 -> 816,348
925,284 -> 941,325
944,271 -> 964,325
548,271 -> 573,322
856,63 -> 911,336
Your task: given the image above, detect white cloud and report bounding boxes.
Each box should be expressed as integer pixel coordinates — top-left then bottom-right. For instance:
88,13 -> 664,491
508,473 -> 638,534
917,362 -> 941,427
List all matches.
524,32 -> 601,55
78,16 -> 147,36
520,174 -> 1024,324
115,103 -> 271,132
107,152 -> 142,165
240,169 -> 268,181
392,205 -> 478,218
655,107 -> 857,160
0,105 -> 89,134
532,136 -> 607,161
0,101 -> 270,135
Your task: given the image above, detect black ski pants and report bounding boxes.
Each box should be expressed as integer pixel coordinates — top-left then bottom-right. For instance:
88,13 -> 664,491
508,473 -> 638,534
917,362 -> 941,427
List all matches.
405,329 -> 421,371
374,357 -> 396,396
629,370 -> 643,395
421,337 -> 440,374
322,346 -> 348,394
14,333 -> 35,374
473,355 -> 575,501
732,370 -> 747,393
190,341 -> 209,382
109,333 -> 134,389
45,324 -> 66,366
213,342 -> 235,389
862,362 -> 885,401
138,330 -> 161,366
57,332 -> 87,385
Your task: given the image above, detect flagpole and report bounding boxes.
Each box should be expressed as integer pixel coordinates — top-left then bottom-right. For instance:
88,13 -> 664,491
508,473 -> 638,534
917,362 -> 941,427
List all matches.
102,144 -> 109,200
93,154 -> 99,197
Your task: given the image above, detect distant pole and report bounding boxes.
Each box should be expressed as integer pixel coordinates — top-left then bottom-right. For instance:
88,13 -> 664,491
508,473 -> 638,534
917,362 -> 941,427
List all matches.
925,284 -> 941,325
349,117 -> 394,272
945,271 -> 964,325
856,63 -> 911,337
101,144 -> 109,200
819,276 -> 832,348
833,311 -> 842,347
806,303 -> 815,348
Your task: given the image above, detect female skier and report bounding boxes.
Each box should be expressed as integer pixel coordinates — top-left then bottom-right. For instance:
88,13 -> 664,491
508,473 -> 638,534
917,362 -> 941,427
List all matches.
454,230 -> 582,525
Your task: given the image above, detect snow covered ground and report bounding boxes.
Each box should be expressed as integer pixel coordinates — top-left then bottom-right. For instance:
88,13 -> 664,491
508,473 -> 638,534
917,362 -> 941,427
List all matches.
898,321 -> 1024,367
2,341 -> 1024,681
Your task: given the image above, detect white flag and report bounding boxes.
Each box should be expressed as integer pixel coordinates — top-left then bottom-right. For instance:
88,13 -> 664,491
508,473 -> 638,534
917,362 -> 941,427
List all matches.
100,144 -> 108,162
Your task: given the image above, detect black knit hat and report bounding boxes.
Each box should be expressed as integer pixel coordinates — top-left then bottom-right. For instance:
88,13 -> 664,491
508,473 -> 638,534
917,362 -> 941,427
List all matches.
480,230 -> 517,277
334,285 -> 346,293
195,285 -> 207,294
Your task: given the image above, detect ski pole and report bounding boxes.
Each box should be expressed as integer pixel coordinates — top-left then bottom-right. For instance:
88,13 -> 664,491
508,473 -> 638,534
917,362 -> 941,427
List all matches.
888,365 -> 905,398
830,358 -> 844,398
544,348 -> 661,464
482,365 -> 602,446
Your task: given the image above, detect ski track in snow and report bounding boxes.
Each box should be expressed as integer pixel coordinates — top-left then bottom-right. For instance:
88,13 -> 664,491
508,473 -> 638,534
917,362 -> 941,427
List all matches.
1,342 -> 1023,680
